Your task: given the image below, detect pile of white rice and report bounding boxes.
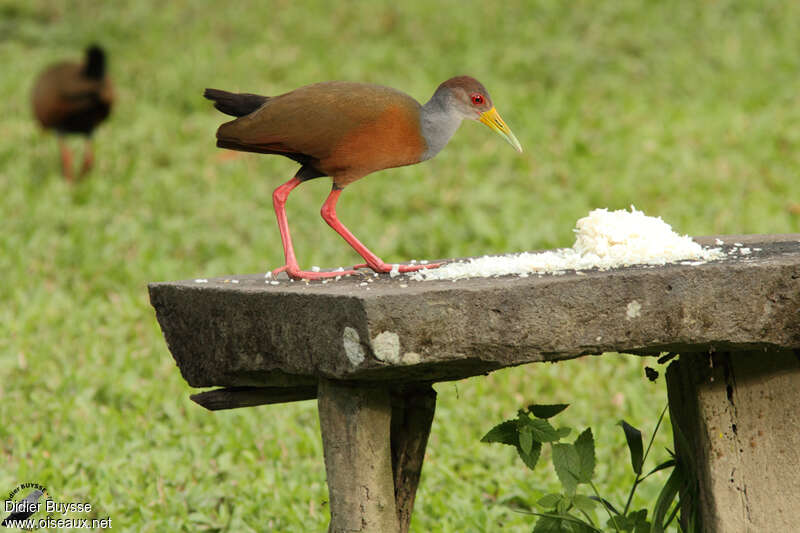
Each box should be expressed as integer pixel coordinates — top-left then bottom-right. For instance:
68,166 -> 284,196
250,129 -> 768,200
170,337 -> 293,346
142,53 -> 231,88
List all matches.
409,206 -> 724,281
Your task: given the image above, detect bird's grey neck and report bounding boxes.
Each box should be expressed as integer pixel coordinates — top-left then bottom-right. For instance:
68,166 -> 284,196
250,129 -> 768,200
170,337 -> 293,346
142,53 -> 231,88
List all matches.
419,90 -> 463,161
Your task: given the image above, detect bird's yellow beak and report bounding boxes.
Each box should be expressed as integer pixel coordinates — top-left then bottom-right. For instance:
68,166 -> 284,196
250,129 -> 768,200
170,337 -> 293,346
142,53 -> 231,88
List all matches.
479,107 -> 523,152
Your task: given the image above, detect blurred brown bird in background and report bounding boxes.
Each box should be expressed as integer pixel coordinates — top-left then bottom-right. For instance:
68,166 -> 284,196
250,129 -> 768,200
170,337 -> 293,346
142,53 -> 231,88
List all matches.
32,45 -> 113,182
205,76 -> 521,280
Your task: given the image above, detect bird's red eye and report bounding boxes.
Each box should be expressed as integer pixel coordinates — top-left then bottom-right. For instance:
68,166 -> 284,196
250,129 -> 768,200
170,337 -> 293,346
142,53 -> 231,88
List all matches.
471,93 -> 484,106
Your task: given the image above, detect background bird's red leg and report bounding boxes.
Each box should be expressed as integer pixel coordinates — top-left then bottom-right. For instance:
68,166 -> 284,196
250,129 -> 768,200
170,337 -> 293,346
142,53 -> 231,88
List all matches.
320,188 -> 442,273
271,177 -> 358,280
79,139 -> 94,177
59,138 -> 74,182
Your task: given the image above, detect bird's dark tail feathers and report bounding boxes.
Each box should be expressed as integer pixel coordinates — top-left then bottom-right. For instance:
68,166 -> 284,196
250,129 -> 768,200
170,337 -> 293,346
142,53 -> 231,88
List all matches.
84,44 -> 106,79
204,89 -> 270,117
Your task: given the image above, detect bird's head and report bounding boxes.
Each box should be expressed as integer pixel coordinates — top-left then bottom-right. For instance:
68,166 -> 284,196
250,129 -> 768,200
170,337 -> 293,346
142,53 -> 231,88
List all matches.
84,44 -> 107,80
437,76 -> 522,152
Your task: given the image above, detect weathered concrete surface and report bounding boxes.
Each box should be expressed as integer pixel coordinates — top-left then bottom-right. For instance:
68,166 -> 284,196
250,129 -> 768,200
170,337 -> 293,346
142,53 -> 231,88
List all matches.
148,235 -> 800,387
317,379 -> 399,533
666,350 -> 800,532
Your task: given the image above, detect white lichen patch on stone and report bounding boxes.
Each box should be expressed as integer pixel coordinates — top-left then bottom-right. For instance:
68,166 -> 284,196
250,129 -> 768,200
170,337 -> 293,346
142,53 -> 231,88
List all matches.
342,326 -> 365,366
371,331 -> 401,364
626,300 -> 642,319
402,352 -> 422,365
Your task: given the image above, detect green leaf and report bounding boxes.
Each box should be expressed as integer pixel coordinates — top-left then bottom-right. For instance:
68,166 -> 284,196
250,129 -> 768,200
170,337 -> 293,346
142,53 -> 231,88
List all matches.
573,428 -> 595,483
556,495 -> 571,515
552,443 -> 581,495
556,427 -> 573,439
633,513 -> 652,533
606,515 -> 629,531
520,424 -> 534,454
500,494 -> 532,511
643,459 -> 676,479
533,513 -> 600,533
619,420 -> 644,475
589,495 -> 620,515
571,494 -> 597,514
537,493 -> 563,509
606,509 -> 650,533
566,520 -> 599,533
533,515 -> 567,533
533,513 -> 602,533
650,467 -> 682,533
608,509 -> 649,532
529,418 -> 562,442
606,515 -> 626,531
529,403 -> 570,419
481,420 -> 518,446
517,440 -> 542,470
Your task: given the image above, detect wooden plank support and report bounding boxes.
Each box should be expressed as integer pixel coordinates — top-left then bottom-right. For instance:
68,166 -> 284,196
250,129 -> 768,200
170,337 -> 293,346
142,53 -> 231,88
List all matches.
666,350 -> 800,532
391,385 -> 437,533
193,382 -> 437,529
190,385 -> 317,411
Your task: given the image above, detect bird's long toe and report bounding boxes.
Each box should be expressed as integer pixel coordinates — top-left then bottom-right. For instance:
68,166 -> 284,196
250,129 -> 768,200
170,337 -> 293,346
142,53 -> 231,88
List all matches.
353,261 -> 444,274
396,262 -> 443,273
270,264 -> 290,276
270,264 -> 360,281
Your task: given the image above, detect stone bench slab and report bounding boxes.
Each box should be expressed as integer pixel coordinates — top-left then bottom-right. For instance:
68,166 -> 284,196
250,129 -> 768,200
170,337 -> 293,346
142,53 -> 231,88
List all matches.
148,235 -> 800,388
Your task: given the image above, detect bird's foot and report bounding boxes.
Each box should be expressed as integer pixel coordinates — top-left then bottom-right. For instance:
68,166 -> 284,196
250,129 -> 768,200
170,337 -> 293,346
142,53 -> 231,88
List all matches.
352,261 -> 444,274
269,264 -> 359,281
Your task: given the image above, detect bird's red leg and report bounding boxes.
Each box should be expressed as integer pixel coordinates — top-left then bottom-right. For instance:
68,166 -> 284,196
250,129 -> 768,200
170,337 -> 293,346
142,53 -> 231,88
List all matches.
59,138 -> 74,182
272,176 -> 301,270
271,177 -> 358,280
320,187 -> 442,274
79,139 -> 94,177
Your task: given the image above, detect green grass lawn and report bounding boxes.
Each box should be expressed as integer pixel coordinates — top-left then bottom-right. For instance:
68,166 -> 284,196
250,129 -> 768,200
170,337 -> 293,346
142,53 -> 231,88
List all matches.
2,1 -> 799,530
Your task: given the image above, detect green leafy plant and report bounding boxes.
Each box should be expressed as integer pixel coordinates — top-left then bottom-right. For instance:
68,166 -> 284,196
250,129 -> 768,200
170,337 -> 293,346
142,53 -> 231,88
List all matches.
482,404 -> 685,532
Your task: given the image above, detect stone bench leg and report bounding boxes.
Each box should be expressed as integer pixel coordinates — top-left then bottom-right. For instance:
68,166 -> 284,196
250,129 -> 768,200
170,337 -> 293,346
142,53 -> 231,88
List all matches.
317,378 -> 436,533
666,350 -> 800,532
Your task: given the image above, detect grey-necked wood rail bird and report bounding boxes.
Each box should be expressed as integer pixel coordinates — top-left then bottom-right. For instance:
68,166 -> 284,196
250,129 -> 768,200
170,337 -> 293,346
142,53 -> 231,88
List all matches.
32,45 -> 113,182
205,76 -> 522,280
